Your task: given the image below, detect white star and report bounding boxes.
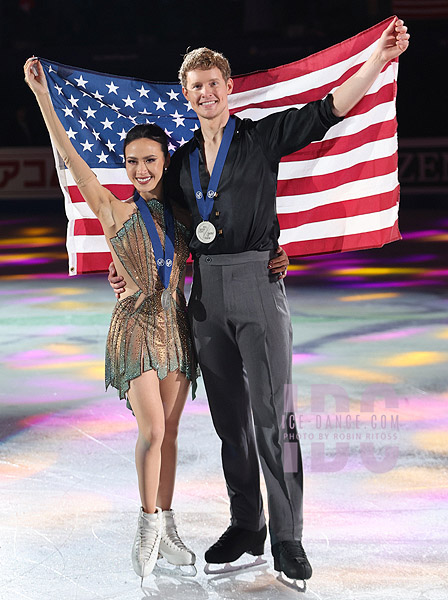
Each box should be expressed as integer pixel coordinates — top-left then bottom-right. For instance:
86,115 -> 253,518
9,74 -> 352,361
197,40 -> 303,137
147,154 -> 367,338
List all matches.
62,106 -> 74,118
54,84 -> 63,95
106,81 -> 119,95
164,128 -> 173,137
78,118 -> 88,130
100,117 -> 114,130
80,139 -> 93,152
178,137 -> 188,146
96,151 -> 109,163
184,101 -> 192,111
74,75 -> 88,88
122,95 -> 136,108
68,95 -> 79,107
138,108 -> 152,115
167,89 -> 180,101
110,103 -> 120,112
136,85 -> 150,98
65,80 -> 74,87
66,127 -> 78,140
105,139 -> 116,152
154,98 -> 166,111
93,90 -> 104,101
117,128 -> 128,141
168,142 -> 176,152
83,106 -> 97,119
190,123 -> 199,132
170,110 -> 185,127
128,116 -> 137,125
92,129 -> 101,141
48,65 -> 56,73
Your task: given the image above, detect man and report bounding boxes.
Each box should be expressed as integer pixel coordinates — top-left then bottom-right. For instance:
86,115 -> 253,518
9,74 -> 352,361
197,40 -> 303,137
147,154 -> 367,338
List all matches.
111,18 -> 409,582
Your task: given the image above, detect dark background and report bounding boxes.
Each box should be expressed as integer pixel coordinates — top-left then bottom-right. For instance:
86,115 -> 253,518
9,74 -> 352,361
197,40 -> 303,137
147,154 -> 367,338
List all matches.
2,0 -> 447,147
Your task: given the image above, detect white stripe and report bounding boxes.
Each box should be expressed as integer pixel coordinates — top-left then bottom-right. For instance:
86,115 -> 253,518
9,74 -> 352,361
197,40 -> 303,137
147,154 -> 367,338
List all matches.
66,201 -> 98,220
64,167 -> 130,187
278,136 -> 397,180
279,205 -> 398,244
233,63 -> 396,121
276,172 -> 399,213
229,39 -> 380,108
71,235 -> 110,253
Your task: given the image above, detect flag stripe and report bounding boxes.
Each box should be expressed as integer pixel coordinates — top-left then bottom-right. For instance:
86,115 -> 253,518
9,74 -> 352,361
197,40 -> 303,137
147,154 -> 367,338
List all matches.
281,224 -> 401,257
279,187 -> 399,229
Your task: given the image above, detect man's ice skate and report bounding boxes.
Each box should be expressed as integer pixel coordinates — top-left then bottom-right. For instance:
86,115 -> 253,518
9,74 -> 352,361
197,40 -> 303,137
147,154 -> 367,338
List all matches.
155,509 -> 197,577
272,540 -> 312,592
131,507 -> 162,586
204,524 -> 267,575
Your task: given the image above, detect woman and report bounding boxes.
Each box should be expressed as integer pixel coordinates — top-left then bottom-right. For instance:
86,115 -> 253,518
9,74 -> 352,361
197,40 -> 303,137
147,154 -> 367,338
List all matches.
24,57 -> 198,581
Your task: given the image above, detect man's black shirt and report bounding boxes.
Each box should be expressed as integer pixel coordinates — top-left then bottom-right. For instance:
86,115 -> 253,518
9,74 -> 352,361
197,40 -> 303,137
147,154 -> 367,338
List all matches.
166,96 -> 343,257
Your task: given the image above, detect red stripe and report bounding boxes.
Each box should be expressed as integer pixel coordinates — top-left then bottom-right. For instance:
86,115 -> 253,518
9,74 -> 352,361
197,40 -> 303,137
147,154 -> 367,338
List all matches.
282,119 -> 397,162
282,223 -> 401,258
232,18 -> 394,93
75,252 -> 113,274
232,71 -> 395,115
278,155 -> 398,196
74,219 -> 105,236
278,187 -> 399,229
68,183 -> 134,203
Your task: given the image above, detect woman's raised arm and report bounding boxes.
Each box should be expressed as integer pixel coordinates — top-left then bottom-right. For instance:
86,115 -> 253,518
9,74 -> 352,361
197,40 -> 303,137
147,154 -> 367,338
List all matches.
24,57 -> 116,222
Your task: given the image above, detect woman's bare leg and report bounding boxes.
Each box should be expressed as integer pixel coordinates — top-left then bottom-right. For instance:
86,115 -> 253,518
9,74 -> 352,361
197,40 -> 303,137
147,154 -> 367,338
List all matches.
128,370 -> 165,514
157,371 -> 190,510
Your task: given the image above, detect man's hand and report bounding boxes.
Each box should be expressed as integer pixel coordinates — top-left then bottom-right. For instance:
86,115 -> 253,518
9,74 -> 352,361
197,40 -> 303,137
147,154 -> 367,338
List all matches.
108,262 -> 126,299
377,18 -> 409,64
269,246 -> 289,280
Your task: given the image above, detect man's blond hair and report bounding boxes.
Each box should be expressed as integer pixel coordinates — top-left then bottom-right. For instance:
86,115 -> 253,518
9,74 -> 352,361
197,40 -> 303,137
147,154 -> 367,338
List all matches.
178,47 -> 231,88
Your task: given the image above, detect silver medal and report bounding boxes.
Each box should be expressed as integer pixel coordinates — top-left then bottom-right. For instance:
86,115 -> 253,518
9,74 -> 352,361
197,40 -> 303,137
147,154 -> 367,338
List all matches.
196,220 -> 216,244
161,289 -> 171,311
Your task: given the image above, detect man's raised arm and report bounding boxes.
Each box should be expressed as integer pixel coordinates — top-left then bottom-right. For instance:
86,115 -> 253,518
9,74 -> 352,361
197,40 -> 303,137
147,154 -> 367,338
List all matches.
332,18 -> 409,118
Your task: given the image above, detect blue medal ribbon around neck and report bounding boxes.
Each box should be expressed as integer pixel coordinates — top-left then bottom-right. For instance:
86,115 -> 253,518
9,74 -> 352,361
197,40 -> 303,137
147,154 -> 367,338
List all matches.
134,190 -> 175,290
189,116 -> 236,222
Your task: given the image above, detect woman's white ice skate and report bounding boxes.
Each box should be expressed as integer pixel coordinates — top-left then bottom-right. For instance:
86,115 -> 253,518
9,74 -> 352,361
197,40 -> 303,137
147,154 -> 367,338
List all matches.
131,507 -> 162,585
156,509 -> 197,577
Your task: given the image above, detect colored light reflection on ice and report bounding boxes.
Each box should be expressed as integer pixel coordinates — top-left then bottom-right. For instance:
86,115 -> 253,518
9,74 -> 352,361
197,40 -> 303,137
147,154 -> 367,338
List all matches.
378,351 -> 448,368
310,365 -> 399,384
293,353 -> 322,365
348,327 -> 428,342
339,292 -> 399,302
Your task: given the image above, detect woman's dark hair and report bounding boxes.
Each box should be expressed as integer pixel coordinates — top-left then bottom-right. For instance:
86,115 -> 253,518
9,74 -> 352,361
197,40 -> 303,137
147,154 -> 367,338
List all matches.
123,123 -> 169,158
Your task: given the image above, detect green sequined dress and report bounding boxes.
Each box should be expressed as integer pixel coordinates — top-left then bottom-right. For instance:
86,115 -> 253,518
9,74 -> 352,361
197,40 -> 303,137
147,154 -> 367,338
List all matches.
105,198 -> 198,407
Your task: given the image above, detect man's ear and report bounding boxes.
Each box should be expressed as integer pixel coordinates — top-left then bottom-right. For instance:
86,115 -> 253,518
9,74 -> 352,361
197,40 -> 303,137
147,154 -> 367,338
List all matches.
182,86 -> 188,101
226,77 -> 234,95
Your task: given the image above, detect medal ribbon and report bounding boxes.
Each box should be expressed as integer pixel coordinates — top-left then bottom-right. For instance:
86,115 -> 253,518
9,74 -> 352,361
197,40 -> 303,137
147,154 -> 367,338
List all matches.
134,190 -> 175,290
189,116 -> 236,222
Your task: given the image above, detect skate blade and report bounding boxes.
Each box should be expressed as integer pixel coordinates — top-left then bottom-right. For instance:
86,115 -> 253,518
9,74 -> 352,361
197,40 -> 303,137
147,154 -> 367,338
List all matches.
276,572 -> 307,592
154,560 -> 197,578
204,555 -> 267,575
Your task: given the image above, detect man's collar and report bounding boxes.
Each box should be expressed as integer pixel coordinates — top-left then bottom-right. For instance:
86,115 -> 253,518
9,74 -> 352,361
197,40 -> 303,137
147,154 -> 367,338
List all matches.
191,114 -> 241,148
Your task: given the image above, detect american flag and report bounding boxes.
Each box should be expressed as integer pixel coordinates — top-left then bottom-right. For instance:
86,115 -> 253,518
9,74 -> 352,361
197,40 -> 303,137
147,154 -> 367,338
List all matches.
41,16 -> 401,275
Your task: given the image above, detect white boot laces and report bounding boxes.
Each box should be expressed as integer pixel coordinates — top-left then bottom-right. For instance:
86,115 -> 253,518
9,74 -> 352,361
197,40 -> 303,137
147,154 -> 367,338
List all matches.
138,514 -> 159,560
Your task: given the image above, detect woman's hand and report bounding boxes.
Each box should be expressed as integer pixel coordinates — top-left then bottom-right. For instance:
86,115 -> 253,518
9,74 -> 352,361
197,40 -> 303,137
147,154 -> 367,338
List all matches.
23,57 -> 49,97
269,246 -> 289,280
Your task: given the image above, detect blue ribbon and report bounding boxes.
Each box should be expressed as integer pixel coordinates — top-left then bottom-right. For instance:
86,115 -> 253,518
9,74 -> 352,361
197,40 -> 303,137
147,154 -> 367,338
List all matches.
134,190 -> 175,290
189,116 -> 236,222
